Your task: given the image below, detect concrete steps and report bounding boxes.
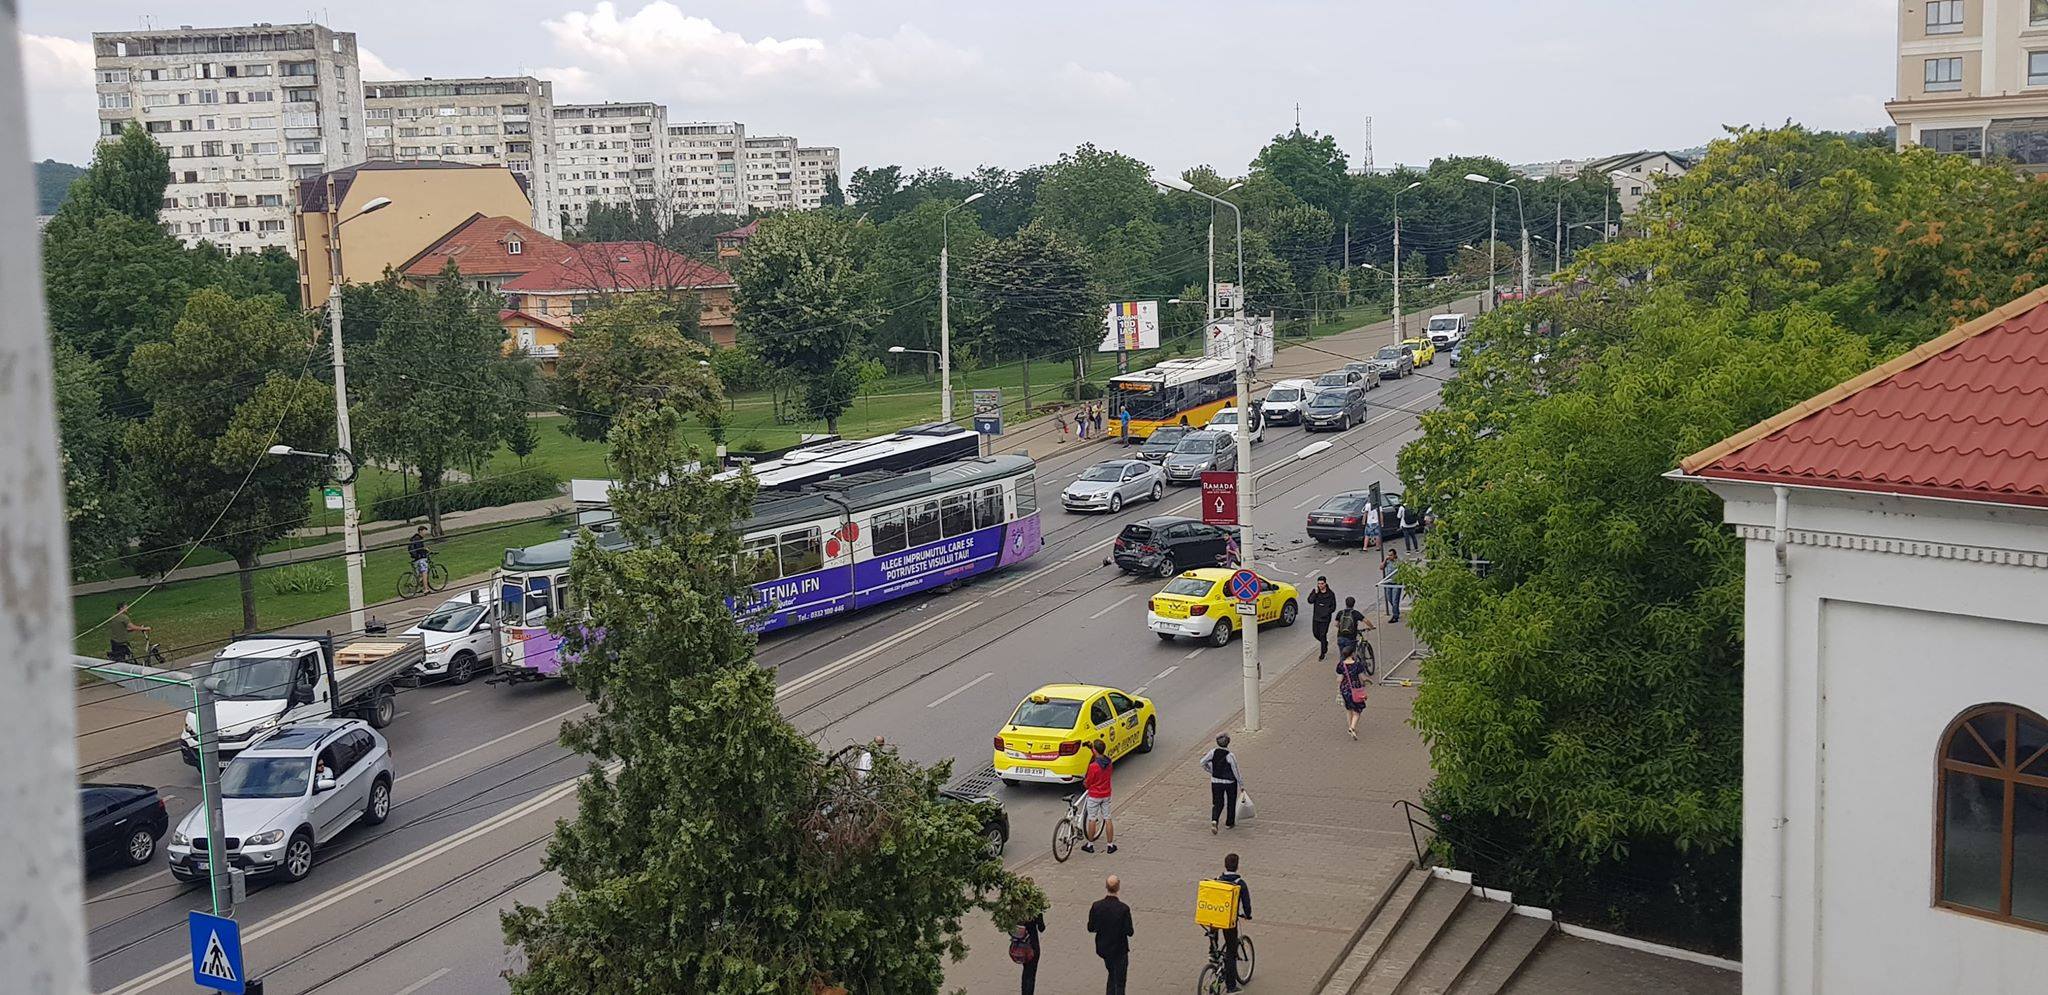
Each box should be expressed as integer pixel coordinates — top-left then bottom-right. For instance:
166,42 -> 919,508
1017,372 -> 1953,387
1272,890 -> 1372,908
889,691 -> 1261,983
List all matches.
1396,895 -> 1510,995
1443,912 -> 1553,995
1354,876 -> 1468,994
1315,866 -> 1432,994
1314,867 -> 1558,995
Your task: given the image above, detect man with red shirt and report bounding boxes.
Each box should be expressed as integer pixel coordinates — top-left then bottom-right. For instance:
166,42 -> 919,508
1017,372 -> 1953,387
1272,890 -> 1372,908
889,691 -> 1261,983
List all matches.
1081,738 -> 1118,854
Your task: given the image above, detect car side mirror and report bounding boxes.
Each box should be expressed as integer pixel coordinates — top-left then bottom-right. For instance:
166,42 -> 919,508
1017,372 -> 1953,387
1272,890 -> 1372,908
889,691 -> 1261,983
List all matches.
315,777 -> 337,793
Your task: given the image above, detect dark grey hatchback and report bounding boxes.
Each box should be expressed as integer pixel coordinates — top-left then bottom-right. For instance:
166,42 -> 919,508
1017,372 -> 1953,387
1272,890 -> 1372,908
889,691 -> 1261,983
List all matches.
1302,386 -> 1367,432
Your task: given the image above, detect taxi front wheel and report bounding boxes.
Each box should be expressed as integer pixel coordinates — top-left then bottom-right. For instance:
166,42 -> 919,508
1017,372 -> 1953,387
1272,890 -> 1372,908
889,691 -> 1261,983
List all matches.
1137,719 -> 1157,753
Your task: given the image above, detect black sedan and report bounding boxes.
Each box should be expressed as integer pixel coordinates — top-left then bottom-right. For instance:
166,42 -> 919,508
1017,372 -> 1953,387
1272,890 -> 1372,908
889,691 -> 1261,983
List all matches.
1110,515 -> 1238,578
80,782 -> 168,871
1135,425 -> 1190,463
939,787 -> 1011,856
1304,489 -> 1412,545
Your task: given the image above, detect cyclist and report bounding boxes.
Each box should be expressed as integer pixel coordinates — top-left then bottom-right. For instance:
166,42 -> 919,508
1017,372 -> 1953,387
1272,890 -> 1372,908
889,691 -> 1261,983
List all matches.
1216,853 -> 1253,992
109,601 -> 151,664
408,526 -> 432,592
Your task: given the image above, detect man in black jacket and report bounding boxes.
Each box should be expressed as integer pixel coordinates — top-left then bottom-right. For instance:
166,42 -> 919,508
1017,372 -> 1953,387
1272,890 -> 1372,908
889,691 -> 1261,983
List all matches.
1306,576 -> 1337,660
1218,854 -> 1254,992
1088,874 -> 1135,995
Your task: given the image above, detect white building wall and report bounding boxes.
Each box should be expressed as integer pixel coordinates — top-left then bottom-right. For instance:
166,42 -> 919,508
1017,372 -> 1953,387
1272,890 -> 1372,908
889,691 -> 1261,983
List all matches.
93,22 -> 363,256
363,77 -> 558,235
1608,152 -> 1686,216
742,134 -> 797,212
1716,481 -> 2048,995
795,146 -> 839,209
666,121 -> 746,216
553,101 -> 668,231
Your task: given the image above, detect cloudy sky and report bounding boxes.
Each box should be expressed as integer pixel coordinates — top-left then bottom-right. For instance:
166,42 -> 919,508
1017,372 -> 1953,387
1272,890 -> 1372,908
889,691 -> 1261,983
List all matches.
20,0 -> 1896,175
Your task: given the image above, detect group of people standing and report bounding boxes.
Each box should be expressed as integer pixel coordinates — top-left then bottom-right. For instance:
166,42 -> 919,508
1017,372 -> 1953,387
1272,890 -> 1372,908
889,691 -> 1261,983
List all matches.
1305,566 -> 1402,740
1060,403 -> 1112,442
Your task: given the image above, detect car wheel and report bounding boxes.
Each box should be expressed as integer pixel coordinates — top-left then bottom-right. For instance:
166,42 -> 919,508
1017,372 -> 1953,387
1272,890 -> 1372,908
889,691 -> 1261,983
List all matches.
448,651 -> 476,685
364,775 -> 392,826
1001,777 -> 1020,788
1108,493 -> 1123,514
985,825 -> 1008,858
367,685 -> 396,728
1150,482 -> 1164,502
124,827 -> 158,866
1209,617 -> 1233,647
1339,415 -> 1350,432
281,831 -> 314,883
1156,631 -> 1175,642
1280,599 -> 1300,626
1137,719 -> 1157,754
1155,556 -> 1177,579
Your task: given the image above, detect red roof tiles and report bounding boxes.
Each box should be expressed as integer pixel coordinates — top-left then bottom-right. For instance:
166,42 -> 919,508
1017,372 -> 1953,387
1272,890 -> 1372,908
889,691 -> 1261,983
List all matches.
1684,287 -> 2048,507
497,242 -> 734,294
401,214 -> 560,280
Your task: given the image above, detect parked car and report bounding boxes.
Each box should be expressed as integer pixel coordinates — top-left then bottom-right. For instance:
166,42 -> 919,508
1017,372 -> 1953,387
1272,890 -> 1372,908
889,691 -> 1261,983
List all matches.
1207,405 -> 1264,445
1162,430 -> 1236,485
1062,459 -> 1166,513
1302,385 -> 1368,432
404,588 -> 498,684
80,783 -> 168,870
1341,361 -> 1383,390
1111,515 -> 1237,578
1136,425 -> 1190,464
938,786 -> 1011,856
1312,370 -> 1361,396
167,718 -> 393,884
1145,567 -> 1300,647
1304,488 -> 1410,544
1372,345 -> 1414,379
1261,379 -> 1316,425
1401,338 -> 1438,366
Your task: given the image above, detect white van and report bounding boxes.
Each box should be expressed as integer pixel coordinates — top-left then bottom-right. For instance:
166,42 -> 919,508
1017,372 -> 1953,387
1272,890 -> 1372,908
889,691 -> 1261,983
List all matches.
1425,313 -> 1469,347
1260,379 -> 1317,426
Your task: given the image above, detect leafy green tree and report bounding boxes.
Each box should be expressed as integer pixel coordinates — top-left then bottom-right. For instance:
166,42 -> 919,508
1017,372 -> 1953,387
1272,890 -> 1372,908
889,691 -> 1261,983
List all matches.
1033,143 -> 1156,246
962,220 -> 1104,412
124,289 -> 332,630
51,345 -> 127,569
352,261 -> 538,534
1266,205 -> 1336,291
968,164 -> 1044,238
1250,129 -> 1352,218
821,170 -> 846,208
504,413 -> 541,467
40,211 -> 209,395
501,405 -> 1041,993
552,296 -> 721,443
733,213 -> 883,432
55,123 -> 171,225
200,245 -> 302,303
864,199 -> 988,356
847,164 -> 906,211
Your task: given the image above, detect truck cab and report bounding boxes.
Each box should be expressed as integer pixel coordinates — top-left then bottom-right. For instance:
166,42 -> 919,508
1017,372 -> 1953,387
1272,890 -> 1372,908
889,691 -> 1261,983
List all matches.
180,633 -> 422,766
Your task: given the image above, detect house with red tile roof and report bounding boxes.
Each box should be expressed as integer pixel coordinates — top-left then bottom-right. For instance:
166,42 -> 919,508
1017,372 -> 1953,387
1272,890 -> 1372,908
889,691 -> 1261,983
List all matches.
713,219 -> 758,261
1675,287 -> 2048,994
398,213 -> 562,294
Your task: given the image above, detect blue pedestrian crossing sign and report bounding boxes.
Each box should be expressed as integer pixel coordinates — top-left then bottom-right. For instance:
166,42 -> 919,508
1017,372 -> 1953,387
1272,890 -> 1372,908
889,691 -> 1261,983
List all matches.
189,911 -> 245,994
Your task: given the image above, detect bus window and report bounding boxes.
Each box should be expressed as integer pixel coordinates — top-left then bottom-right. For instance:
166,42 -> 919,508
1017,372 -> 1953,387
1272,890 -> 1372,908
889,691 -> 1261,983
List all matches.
780,528 -> 822,575
872,508 -> 909,556
975,486 -> 1003,530
907,500 -> 942,547
740,536 -> 780,584
1015,475 -> 1038,518
941,493 -> 974,537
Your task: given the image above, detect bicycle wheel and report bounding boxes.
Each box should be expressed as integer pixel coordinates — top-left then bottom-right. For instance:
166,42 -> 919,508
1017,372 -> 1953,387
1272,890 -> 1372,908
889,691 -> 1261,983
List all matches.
427,561 -> 449,592
1052,818 -> 1078,863
144,645 -> 167,668
396,572 -> 419,600
1197,963 -> 1223,995
1236,935 -> 1255,983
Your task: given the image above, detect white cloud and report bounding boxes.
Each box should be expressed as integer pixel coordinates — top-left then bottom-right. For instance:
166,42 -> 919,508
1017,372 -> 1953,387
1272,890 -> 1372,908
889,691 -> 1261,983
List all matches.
21,32 -> 92,92
803,0 -> 833,18
357,47 -> 412,81
19,33 -> 96,163
1051,62 -> 1137,103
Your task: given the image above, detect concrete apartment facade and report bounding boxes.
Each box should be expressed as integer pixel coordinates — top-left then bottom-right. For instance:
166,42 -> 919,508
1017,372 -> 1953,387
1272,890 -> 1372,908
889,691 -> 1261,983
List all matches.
362,77 -> 559,235
294,160 -> 533,309
1582,150 -> 1691,216
796,146 -> 841,208
1888,0 -> 2048,165
742,134 -> 799,212
553,101 -> 669,232
666,121 -> 747,216
93,22 -> 364,256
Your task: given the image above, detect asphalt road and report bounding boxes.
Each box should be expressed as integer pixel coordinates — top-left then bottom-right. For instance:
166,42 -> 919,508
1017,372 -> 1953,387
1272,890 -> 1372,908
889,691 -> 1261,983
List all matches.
81,326 -> 1463,995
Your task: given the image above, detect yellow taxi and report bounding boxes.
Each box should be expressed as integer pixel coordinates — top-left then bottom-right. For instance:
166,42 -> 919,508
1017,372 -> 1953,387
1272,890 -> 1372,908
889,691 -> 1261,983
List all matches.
1146,567 -> 1300,647
994,683 -> 1158,786
1401,337 -> 1438,366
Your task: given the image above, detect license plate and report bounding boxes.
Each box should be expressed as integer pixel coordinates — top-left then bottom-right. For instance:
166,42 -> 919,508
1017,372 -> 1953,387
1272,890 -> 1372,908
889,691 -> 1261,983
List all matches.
1004,750 -> 1026,759
194,861 -> 209,871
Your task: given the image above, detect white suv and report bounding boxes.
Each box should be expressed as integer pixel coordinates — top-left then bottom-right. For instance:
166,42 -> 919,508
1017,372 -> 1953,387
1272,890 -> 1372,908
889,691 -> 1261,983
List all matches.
167,718 -> 393,884
1207,405 -> 1265,445
1260,379 -> 1316,425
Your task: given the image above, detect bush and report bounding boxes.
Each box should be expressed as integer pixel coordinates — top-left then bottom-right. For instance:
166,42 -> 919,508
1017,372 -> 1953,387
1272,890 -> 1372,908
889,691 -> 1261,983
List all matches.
1068,380 -> 1104,401
364,467 -> 563,524
266,562 -> 338,596
731,436 -> 773,453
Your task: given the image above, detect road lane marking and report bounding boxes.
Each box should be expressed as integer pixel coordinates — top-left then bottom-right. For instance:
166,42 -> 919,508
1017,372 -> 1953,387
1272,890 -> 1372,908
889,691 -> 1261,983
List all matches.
1293,493 -> 1324,509
777,601 -> 980,700
398,702 -> 591,785
395,711 -> 411,720
394,968 -> 451,995
1184,647 -> 1206,659
428,689 -> 472,705
1325,555 -> 1343,565
1152,665 -> 1179,683
926,672 -> 995,709
1088,593 -> 1138,620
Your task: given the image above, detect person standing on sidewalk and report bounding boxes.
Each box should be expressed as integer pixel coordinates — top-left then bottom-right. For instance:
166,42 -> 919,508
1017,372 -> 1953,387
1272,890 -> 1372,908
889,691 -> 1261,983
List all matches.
1333,596 -> 1370,660
1075,407 -> 1089,440
1337,649 -> 1370,739
1093,404 -> 1105,437
1382,548 -> 1405,622
1013,909 -> 1047,995
1307,576 -> 1337,660
1081,739 -> 1117,854
1202,734 -> 1243,834
1363,503 -> 1382,550
1119,406 -> 1132,441
1217,853 -> 1254,993
1089,875 -> 1135,995
1399,502 -> 1422,552
1059,411 -> 1072,443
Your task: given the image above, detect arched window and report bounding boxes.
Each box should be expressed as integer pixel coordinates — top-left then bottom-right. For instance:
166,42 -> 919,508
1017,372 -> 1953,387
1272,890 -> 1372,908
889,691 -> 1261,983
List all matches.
1936,703 -> 2048,928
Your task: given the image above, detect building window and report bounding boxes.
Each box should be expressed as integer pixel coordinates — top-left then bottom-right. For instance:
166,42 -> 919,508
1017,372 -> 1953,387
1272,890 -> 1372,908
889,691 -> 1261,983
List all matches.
1927,1 -> 1965,33
1936,703 -> 2048,929
1926,57 -> 1965,92
2036,0 -> 2048,25
507,238 -> 523,255
2032,52 -> 2048,87
1921,127 -> 1984,156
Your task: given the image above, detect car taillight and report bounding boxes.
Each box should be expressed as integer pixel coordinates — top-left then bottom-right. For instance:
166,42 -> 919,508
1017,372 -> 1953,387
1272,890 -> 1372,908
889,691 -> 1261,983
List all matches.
1147,599 -> 1156,612
1343,516 -> 1360,525
1058,741 -> 1082,756
992,736 -> 1005,750
1141,544 -> 1159,554
1190,604 -> 1209,616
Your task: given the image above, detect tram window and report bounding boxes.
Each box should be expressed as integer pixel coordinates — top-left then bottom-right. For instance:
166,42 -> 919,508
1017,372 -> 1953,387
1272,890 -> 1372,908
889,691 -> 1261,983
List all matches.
556,583 -> 577,614
907,500 -> 942,547
524,578 -> 552,623
1015,475 -> 1038,518
500,583 -> 524,623
974,485 -> 1003,529
942,494 -> 974,537
780,529 -> 823,575
740,537 -> 780,584
872,508 -> 909,556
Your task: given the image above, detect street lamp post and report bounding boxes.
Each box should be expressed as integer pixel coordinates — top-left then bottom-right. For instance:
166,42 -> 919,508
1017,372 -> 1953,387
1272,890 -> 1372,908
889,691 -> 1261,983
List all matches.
1465,175 -> 1529,305
1462,175 -> 1508,311
939,192 -> 986,425
323,193 -> 393,634
1391,181 -> 1421,341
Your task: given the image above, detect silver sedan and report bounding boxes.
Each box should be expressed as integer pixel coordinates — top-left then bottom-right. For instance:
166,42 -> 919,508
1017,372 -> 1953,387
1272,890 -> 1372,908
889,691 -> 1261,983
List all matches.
1061,459 -> 1167,514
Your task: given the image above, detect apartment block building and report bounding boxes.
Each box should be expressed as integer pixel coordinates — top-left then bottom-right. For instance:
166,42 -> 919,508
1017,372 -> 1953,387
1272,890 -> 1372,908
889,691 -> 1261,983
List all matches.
362,77 -> 560,235
1888,0 -> 2048,166
92,22 -> 365,255
665,121 -> 748,216
553,101 -> 669,231
796,146 -> 841,208
741,134 -> 798,212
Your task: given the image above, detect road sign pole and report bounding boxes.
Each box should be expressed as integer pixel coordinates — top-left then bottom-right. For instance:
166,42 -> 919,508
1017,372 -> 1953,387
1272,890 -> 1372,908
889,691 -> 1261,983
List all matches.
193,682 -> 232,918
1233,315 -> 1261,734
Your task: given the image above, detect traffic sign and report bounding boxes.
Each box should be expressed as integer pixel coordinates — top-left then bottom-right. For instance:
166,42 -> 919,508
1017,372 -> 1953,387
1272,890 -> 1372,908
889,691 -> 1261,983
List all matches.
189,911 -> 245,994
1226,568 -> 1260,603
1234,601 -> 1259,617
972,388 -> 1004,436
321,486 -> 343,510
973,413 -> 1003,436
1199,471 -> 1237,525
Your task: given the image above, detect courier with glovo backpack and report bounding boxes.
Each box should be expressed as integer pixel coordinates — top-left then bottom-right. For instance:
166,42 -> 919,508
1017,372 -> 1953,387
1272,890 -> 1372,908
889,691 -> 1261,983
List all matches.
1194,858 -> 1256,993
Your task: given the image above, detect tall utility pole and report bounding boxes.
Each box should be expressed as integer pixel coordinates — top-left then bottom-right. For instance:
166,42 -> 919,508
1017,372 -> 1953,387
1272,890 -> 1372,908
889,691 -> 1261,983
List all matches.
940,192 -> 985,424
1485,186 -> 1498,311
192,683 -> 233,916
1554,199 -> 1562,274
324,187 -> 394,634
1391,180 -> 1420,343
1,14 -> 88,985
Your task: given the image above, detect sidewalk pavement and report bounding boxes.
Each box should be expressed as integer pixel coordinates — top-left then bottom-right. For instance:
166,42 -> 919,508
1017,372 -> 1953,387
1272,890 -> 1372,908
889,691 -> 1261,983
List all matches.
945,615 -> 1433,994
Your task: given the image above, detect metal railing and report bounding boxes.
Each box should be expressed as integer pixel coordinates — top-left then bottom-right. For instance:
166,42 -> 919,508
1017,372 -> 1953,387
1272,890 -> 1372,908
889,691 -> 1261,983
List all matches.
1392,799 -> 1440,868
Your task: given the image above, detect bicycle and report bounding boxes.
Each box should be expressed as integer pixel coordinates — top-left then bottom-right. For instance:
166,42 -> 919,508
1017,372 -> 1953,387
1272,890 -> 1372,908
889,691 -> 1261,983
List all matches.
1051,791 -> 1105,863
1197,925 -> 1256,993
111,639 -> 168,668
397,557 -> 449,599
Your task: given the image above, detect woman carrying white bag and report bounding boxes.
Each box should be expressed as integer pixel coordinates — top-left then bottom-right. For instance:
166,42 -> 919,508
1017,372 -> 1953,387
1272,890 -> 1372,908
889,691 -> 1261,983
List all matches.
1203,734 -> 1253,832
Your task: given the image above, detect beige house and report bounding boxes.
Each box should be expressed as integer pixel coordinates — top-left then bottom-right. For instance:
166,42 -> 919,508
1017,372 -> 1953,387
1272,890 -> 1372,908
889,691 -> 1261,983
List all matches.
293,160 -> 532,309
1886,0 -> 2048,166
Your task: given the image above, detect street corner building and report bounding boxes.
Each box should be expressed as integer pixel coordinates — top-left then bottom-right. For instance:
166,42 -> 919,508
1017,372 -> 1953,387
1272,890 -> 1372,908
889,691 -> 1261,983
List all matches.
1674,286 -> 2048,994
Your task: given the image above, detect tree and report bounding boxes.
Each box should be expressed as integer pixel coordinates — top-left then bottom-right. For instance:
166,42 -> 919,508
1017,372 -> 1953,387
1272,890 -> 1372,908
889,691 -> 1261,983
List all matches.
352,261 -> 538,534
52,344 -> 126,569
553,296 -> 722,443
963,221 -> 1104,412
1266,205 -> 1337,292
847,164 -> 906,211
1250,129 -> 1352,218
821,170 -> 846,208
1032,143 -> 1156,246
55,123 -> 171,225
124,289 -> 332,630
502,406 -> 1041,992
733,213 -> 882,432
35,159 -> 86,215
206,245 -> 303,303
40,211 -> 209,398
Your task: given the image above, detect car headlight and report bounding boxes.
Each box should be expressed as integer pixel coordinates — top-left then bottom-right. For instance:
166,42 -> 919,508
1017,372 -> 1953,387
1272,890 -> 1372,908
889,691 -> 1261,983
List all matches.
172,830 -> 191,846
244,830 -> 286,847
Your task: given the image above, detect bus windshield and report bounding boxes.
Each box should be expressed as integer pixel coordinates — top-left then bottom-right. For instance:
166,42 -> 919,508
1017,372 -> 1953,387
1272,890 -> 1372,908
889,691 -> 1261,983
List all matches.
1109,382 -> 1178,420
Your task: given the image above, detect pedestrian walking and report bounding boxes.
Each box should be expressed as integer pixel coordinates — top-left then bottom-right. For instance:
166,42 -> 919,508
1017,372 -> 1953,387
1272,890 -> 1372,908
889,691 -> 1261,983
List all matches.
1089,875 -> 1135,995
1093,404 -> 1105,436
1217,854 -> 1254,992
1081,739 -> 1117,854
1399,502 -> 1422,552
1333,596 -> 1370,660
1075,407 -> 1089,440
1059,411 -> 1071,443
1119,406 -> 1132,441
1011,909 -> 1047,995
1383,549 -> 1405,622
1306,576 -> 1337,660
1337,650 -> 1371,738
1202,734 -> 1243,834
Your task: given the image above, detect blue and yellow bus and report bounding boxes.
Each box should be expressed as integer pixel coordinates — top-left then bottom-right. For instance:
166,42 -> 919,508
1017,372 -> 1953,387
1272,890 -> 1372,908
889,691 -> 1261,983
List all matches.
1106,356 -> 1239,441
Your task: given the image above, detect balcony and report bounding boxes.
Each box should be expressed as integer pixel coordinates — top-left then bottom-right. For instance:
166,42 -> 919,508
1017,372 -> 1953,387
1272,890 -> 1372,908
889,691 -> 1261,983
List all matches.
285,151 -> 327,167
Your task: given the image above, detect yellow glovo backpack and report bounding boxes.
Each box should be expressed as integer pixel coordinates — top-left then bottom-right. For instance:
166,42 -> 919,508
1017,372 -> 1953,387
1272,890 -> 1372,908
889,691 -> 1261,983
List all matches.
1195,878 -> 1242,930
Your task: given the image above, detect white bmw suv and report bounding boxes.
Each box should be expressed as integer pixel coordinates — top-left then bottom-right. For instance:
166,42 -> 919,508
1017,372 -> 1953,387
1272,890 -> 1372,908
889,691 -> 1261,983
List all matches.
167,718 -> 393,884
